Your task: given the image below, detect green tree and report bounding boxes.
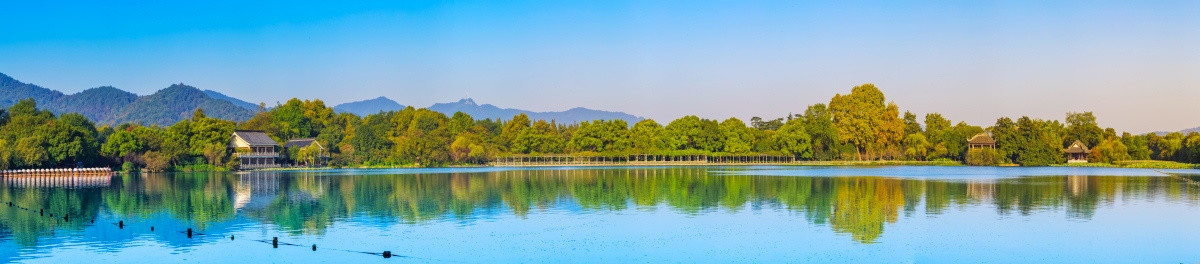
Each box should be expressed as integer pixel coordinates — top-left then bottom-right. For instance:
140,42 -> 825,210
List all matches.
903,134 -> 930,161
750,116 -> 784,131
202,143 -> 228,166
1065,112 -> 1104,147
42,113 -> 100,166
829,84 -> 887,160
1120,132 -> 1150,160
1013,117 -> 1065,166
1089,137 -> 1130,164
773,119 -> 813,159
663,116 -> 722,152
501,113 -> 532,151
629,119 -> 665,152
923,113 -> 952,159
876,103 -> 905,159
902,111 -> 922,136
801,104 -> 840,160
965,148 -> 999,166
990,117 -> 1019,164
102,130 -> 144,163
719,118 -> 754,154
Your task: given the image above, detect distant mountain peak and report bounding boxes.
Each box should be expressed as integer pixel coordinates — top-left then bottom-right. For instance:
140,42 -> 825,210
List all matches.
333,96 -> 406,116
429,98 -> 643,124
458,98 -> 477,106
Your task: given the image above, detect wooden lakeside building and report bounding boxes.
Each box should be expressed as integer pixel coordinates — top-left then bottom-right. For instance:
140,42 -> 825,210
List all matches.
283,138 -> 330,167
229,130 -> 280,169
492,154 -> 796,166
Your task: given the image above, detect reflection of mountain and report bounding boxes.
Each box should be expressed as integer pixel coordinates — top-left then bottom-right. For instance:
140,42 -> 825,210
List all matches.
1,170 -> 1198,246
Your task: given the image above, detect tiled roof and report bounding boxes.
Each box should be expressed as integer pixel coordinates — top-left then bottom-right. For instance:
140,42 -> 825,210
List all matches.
1064,140 -> 1090,154
233,131 -> 278,146
284,138 -> 320,149
967,133 -> 996,144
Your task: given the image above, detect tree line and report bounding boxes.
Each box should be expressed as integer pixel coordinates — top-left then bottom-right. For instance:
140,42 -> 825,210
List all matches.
0,83 -> 1197,170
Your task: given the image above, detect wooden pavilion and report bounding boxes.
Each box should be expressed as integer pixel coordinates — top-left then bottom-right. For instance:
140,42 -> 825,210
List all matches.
1065,140 -> 1090,163
967,133 -> 996,150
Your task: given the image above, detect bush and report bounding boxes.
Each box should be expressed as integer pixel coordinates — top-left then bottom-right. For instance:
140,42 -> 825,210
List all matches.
966,148 -> 999,166
141,151 -> 170,172
121,161 -> 136,172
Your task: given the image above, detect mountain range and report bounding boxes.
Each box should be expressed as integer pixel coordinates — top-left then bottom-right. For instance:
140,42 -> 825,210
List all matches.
426,98 -> 643,124
332,97 -> 644,124
0,72 -> 255,126
1,72 -> 644,126
1155,126 -> 1200,136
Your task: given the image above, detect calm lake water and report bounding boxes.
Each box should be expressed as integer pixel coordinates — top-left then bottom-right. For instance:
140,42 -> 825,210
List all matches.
2,166 -> 1199,263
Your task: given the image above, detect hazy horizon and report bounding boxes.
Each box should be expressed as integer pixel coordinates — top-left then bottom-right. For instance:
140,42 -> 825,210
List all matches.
1,1 -> 1197,134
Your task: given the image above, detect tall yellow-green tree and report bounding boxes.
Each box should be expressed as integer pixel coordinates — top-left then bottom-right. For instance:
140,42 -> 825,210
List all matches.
829,84 -> 901,160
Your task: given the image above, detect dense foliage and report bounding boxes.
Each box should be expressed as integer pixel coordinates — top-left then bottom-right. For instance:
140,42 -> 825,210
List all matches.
3,83 -> 1199,170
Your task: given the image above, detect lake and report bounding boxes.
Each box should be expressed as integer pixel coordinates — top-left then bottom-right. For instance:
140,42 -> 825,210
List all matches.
1,166 -> 1199,263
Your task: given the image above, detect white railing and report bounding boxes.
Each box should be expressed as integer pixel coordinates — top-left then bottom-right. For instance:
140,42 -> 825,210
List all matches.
235,152 -> 279,157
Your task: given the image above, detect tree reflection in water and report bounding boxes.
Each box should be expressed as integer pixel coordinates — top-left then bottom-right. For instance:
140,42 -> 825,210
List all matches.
1,168 -> 1197,245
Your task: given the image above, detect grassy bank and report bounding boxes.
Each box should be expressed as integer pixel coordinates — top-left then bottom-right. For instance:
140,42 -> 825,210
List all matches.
1054,160 -> 1199,169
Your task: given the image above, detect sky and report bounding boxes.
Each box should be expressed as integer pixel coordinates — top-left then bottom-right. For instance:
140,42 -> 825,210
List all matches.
1,0 -> 1197,133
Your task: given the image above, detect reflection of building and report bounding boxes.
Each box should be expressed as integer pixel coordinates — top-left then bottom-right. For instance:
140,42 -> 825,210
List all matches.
967,133 -> 996,150
1067,175 -> 1088,196
283,138 -> 330,167
229,130 -> 280,169
966,180 -> 995,201
1065,140 -> 1090,163
234,171 -> 283,210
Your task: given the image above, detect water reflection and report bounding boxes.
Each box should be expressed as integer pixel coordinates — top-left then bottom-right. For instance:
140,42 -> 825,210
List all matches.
1,167 -> 1198,247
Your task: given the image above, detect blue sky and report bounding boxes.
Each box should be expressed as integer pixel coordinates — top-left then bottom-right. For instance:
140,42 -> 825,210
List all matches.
1,0 -> 1197,133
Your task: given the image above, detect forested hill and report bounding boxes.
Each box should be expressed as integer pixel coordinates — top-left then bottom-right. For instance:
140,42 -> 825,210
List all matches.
103,84 -> 255,126
0,72 -> 255,126
43,86 -> 138,122
0,72 -> 64,106
203,90 -> 261,111
427,98 -> 644,124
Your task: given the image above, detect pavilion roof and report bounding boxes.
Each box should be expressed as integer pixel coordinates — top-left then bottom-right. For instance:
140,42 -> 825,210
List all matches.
1065,140 -> 1090,154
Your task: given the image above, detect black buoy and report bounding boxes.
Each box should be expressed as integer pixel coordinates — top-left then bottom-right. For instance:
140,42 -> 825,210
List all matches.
230,235 -> 235,240
272,237 -> 278,248
49,213 -> 53,217
383,251 -> 392,258
150,226 -> 155,231
39,209 -> 43,216
118,220 -> 124,229
312,244 -> 317,251
187,228 -> 193,238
